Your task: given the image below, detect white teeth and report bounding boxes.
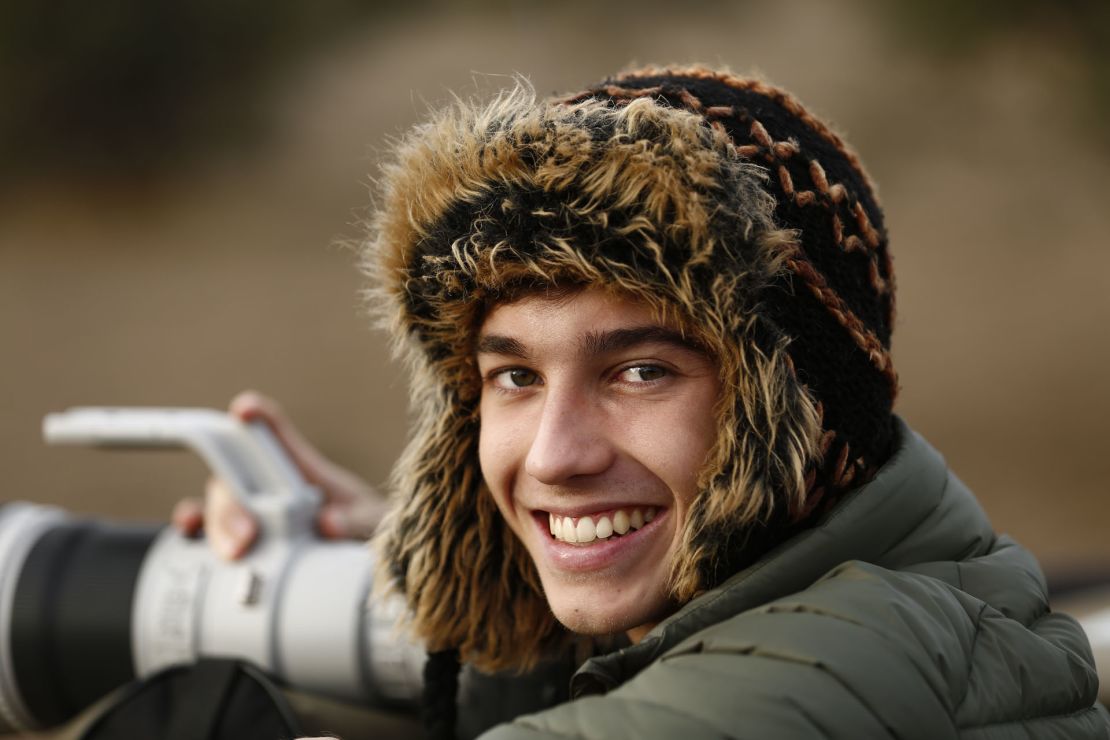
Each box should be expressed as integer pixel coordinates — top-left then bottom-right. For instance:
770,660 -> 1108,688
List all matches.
576,517 -> 596,543
595,516 -> 613,539
549,508 -> 659,543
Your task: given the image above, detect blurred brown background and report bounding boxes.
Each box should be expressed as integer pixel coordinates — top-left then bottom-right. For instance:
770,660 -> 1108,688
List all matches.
2,0 -> 1109,581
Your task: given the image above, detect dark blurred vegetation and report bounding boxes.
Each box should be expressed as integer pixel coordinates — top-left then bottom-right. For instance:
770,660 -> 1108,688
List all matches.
2,0 -> 1106,193
880,0 -> 1110,126
0,1 -> 381,188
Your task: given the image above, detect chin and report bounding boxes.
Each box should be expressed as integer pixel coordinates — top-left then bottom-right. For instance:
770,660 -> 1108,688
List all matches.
544,581 -> 672,637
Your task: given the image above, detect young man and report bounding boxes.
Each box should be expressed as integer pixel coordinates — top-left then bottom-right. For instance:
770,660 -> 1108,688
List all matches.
183,68 -> 1106,738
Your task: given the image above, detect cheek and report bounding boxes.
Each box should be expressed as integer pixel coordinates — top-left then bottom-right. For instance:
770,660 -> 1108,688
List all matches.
477,403 -> 522,504
477,414 -> 500,495
627,395 -> 718,506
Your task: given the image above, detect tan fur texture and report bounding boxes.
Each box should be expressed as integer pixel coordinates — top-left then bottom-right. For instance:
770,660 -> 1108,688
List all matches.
362,79 -> 822,671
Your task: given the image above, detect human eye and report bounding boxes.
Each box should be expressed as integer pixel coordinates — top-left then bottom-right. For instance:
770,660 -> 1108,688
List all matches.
615,364 -> 668,384
489,367 -> 540,390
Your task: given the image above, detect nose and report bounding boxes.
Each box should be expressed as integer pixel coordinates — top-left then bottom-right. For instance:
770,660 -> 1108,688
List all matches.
524,385 -> 615,484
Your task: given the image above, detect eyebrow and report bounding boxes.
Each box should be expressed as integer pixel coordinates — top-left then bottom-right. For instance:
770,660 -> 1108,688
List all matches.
580,326 -> 704,357
475,334 -> 529,358
476,326 -> 705,360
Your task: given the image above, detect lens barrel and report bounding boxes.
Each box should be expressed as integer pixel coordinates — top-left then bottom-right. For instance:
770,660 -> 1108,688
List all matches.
0,504 -> 158,731
1,502 -> 426,734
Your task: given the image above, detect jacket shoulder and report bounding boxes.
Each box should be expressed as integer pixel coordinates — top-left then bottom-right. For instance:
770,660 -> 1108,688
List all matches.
484,555 -> 1105,739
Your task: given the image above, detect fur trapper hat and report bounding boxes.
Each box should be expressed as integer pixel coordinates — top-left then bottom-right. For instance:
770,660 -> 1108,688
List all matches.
363,66 -> 898,672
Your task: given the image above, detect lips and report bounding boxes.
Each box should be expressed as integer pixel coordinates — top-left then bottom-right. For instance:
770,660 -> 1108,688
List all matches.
529,504 -> 668,575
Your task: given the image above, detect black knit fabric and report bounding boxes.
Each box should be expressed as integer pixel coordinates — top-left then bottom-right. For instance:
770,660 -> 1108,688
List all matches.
422,649 -> 461,740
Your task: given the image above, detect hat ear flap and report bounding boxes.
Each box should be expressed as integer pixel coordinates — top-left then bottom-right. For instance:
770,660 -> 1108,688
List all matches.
375,374 -> 561,671
374,380 -> 479,644
671,316 -> 822,599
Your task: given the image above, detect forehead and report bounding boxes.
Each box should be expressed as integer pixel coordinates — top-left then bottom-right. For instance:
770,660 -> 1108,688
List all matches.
475,287 -> 709,363
480,288 -> 656,336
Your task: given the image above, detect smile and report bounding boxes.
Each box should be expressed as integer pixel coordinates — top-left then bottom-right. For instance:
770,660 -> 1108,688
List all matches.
546,507 -> 659,545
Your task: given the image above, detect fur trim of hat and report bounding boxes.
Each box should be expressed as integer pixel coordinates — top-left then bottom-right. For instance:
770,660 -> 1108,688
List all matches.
363,66 -> 897,672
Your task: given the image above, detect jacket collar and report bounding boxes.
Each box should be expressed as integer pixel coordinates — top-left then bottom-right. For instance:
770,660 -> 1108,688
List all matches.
571,417 -> 994,697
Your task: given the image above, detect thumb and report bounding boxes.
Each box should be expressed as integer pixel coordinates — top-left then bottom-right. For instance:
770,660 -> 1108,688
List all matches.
206,477 -> 258,560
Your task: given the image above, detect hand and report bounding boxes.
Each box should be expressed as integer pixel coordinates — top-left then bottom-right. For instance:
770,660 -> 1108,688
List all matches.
172,391 -> 388,560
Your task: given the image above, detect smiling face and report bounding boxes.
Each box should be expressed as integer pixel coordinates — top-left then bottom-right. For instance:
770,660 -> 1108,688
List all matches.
476,287 -> 720,641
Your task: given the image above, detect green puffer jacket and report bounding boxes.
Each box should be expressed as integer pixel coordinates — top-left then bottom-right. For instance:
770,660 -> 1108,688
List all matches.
481,419 -> 1108,739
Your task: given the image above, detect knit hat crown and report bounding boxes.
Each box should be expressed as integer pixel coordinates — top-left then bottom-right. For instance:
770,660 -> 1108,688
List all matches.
367,66 -> 897,671
582,69 -> 898,510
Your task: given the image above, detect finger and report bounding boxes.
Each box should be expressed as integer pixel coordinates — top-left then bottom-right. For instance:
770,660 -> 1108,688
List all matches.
205,477 -> 258,560
172,497 -> 204,536
229,391 -> 373,507
317,495 -> 389,541
228,390 -> 333,489
228,389 -> 388,540
317,505 -> 348,540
